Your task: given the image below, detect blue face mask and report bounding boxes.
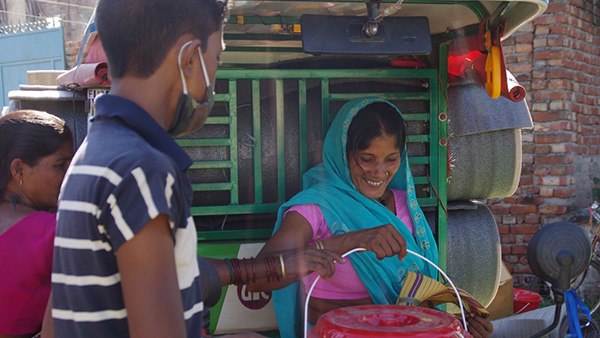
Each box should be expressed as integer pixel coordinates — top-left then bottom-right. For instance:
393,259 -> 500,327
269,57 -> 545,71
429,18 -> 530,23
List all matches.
168,40 -> 215,137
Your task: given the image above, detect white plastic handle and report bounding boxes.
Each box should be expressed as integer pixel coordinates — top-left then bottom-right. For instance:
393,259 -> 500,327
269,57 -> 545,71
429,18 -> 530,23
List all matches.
303,248 -> 468,338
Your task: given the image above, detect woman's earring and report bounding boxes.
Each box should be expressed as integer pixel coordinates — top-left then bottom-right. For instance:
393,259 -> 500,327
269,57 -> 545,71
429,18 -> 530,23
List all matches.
19,180 -> 23,186
385,172 -> 389,176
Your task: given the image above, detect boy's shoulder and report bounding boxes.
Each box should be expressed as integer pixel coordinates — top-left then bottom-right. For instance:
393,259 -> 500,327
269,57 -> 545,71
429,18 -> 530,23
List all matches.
76,120 -> 179,177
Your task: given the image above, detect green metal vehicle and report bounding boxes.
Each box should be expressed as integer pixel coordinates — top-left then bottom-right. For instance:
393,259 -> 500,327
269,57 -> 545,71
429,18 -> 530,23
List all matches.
8,0 -> 548,335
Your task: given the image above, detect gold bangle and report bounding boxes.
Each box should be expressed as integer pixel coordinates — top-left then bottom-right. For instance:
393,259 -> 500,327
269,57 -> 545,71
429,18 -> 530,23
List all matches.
279,254 -> 286,279
316,241 -> 325,250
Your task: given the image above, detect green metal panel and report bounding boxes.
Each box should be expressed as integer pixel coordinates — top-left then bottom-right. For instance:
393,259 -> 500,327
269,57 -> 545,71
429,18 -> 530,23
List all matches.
436,43 -> 450,272
229,79 -> 240,205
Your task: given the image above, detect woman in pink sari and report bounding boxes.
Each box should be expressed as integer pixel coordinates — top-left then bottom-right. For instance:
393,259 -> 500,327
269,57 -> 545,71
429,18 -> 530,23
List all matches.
0,110 -> 73,338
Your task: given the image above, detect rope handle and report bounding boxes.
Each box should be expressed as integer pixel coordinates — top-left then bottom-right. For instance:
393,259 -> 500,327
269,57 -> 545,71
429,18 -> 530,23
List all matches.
303,248 -> 468,338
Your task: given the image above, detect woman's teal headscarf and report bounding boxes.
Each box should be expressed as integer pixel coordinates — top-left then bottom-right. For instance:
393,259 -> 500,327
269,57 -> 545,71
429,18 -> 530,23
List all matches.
272,97 -> 439,337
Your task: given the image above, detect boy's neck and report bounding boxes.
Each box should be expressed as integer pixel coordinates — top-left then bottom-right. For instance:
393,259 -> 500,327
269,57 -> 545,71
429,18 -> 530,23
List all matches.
109,71 -> 179,132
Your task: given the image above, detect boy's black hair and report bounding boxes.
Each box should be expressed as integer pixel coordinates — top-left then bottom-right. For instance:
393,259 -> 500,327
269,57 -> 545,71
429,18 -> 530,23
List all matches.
346,101 -> 406,156
0,110 -> 72,196
96,0 -> 227,79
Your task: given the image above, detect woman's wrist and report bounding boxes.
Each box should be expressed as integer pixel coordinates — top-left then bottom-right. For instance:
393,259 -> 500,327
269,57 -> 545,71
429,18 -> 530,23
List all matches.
225,255 -> 285,286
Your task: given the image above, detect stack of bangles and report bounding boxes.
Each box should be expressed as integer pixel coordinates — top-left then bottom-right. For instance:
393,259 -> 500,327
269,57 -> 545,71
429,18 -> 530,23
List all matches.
224,254 -> 286,285
315,241 -> 325,250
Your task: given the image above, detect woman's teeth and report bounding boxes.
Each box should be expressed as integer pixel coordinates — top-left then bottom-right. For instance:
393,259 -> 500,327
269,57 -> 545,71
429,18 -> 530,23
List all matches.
365,179 -> 384,186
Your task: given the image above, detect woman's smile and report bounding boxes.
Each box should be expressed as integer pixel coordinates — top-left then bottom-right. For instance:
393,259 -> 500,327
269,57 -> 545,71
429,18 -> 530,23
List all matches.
349,135 -> 401,199
365,178 -> 385,187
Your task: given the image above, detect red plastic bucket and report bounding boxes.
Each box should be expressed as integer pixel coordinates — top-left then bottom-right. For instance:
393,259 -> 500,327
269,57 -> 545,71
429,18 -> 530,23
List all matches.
513,288 -> 543,314
307,305 -> 470,338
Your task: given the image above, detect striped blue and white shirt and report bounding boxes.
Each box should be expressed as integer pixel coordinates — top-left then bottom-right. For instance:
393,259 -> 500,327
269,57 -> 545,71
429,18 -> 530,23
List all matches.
52,94 -> 204,337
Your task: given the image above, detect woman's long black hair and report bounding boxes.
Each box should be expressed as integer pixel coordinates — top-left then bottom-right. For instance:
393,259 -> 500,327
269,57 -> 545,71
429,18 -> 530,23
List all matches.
0,110 -> 72,196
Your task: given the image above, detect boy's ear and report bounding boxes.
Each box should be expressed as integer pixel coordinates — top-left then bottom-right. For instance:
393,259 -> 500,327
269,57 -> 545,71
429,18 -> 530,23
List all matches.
10,158 -> 25,181
179,39 -> 202,78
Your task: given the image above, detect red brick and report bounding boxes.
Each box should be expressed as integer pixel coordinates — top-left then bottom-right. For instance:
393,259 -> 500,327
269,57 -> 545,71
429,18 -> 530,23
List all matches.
534,49 -> 568,60
524,215 -> 541,224
546,2 -> 569,13
535,155 -> 572,165
498,225 -> 510,235
512,225 -> 540,234
553,188 -> 576,198
512,245 -> 528,254
490,205 -> 510,215
510,205 -> 538,214
535,133 -> 574,144
539,205 -> 568,214
519,176 -> 534,186
549,166 -> 575,176
532,111 -> 568,122
501,235 -> 517,244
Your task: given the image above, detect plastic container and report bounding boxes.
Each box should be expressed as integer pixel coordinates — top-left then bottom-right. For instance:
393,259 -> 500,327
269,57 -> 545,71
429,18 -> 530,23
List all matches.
513,288 -> 543,314
307,305 -> 470,338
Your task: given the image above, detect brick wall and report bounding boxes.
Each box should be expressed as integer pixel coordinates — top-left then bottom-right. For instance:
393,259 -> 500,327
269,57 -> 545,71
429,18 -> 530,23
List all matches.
489,0 -> 600,286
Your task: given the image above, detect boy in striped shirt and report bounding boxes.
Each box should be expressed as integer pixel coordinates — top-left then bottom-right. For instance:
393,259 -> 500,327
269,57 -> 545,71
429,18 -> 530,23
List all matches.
47,0 -> 253,337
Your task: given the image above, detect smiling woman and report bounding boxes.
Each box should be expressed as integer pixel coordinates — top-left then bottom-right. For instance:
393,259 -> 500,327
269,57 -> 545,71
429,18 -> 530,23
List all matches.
0,110 -> 73,338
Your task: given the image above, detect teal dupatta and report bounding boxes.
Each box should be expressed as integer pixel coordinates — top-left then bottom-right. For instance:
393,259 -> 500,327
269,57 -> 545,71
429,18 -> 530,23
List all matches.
272,98 -> 439,338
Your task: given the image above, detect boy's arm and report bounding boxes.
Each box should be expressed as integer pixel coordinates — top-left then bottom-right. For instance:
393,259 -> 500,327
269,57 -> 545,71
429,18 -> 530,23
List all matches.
116,214 -> 186,338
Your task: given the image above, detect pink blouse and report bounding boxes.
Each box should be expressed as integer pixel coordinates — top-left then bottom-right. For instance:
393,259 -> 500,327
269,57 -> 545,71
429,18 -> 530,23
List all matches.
285,189 -> 414,300
0,212 -> 55,335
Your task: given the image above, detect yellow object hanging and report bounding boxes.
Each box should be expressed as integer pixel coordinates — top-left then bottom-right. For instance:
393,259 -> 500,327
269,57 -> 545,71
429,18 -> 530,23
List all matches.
485,45 -> 501,99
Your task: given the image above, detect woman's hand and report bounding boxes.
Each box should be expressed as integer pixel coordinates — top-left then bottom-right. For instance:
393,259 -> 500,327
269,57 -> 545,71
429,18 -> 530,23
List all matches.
466,314 -> 494,338
346,224 -> 407,260
283,248 -> 345,280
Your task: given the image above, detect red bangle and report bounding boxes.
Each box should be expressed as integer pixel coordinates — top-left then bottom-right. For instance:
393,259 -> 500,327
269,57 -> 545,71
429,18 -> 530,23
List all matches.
266,256 -> 280,282
243,258 -> 250,284
265,257 -> 271,283
232,259 -> 242,285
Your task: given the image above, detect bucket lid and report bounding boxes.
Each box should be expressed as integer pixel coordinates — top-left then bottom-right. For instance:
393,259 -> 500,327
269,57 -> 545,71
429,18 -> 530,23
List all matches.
513,288 -> 543,303
313,305 -> 469,338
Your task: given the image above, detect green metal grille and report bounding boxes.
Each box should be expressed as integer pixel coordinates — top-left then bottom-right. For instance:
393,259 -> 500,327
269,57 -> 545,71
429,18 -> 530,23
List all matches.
178,68 -> 441,215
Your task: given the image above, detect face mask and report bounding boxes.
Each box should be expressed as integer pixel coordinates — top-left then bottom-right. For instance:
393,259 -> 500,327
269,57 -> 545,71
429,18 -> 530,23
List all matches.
168,40 -> 215,137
